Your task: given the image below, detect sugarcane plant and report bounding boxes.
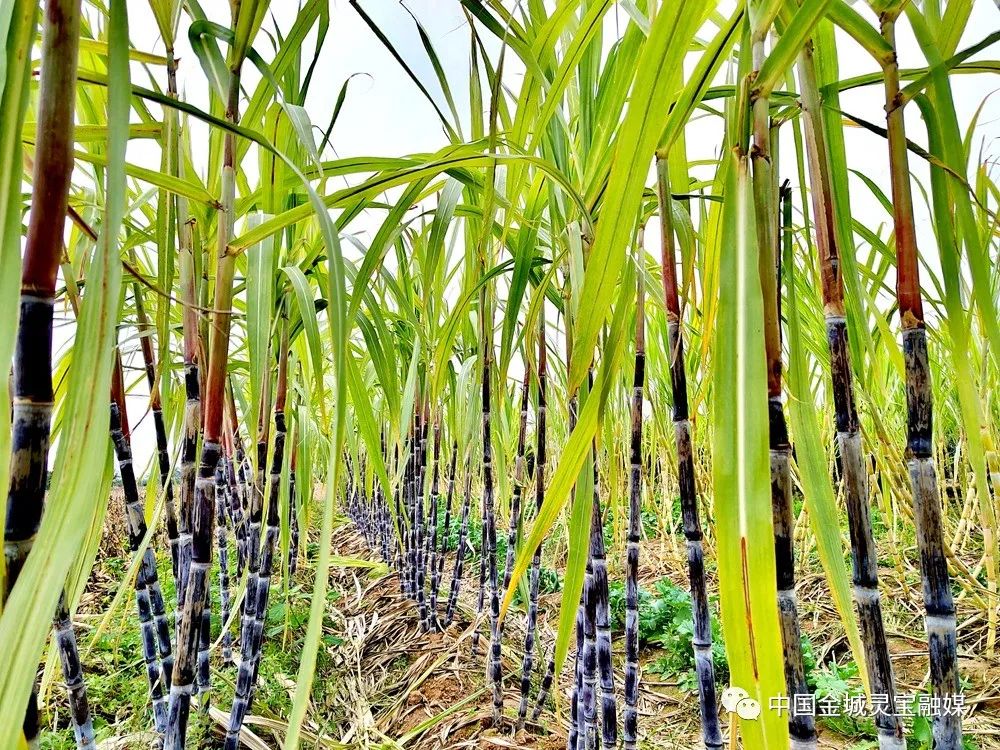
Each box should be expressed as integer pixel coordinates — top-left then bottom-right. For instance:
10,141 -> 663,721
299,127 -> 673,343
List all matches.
655,157 -> 723,750
880,7 -> 961,747
793,35 -> 904,750
4,0 -> 88,745
3,3 -> 999,750
749,6 -> 819,745
165,5 -> 259,743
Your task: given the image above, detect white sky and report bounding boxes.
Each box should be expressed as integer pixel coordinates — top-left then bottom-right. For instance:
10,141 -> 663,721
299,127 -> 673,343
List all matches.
85,0 -> 998,472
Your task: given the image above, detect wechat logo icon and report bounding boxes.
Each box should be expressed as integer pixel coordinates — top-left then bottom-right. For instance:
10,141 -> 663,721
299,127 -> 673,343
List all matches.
721,686 -> 761,721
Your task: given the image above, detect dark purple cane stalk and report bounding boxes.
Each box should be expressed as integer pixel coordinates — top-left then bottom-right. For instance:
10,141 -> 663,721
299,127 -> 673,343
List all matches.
444,460 -> 474,629
519,313 -> 547,729
215,461 -> 233,666
656,157 -> 723,749
624,254 -> 644,750
573,584 -> 597,750
109,392 -> 169,732
796,46 -> 904,750
415,409 -> 434,630
483,352 -> 504,725
225,310 -> 289,749
881,14 -> 961,748
582,550 -> 597,750
175,202 -> 200,609
165,58 -> 243,744
133,280 -> 180,584
404,420 -> 417,599
503,370 -> 531,595
240,347 -> 272,669
430,442 -> 458,617
531,651 -> 556,722
393,442 -> 406,580
113,353 -> 174,676
407,411 -> 418,599
288,445 -> 299,576
225,386 -> 248,579
54,596 -> 95,749
196,592 -> 210,706
425,418 -> 442,630
590,457 -> 617,750
231,454 -> 248,578
470,488 -> 487,656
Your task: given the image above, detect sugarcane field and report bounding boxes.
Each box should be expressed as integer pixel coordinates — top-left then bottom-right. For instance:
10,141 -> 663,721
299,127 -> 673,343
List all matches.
2,0 -> 1000,748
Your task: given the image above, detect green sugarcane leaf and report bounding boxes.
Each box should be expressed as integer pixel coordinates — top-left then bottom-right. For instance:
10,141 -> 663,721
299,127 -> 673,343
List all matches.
527,0 -> 615,157
247,213 -> 276,436
187,19 -> 230,102
282,264 -> 325,418
70,147 -> 218,206
399,3 -> 464,141
0,0 -> 128,742
569,0 -> 707,394
231,149 -> 591,254
659,5 -> 743,153
147,0 -> 180,48
755,0 -> 834,98
711,154 -> 787,750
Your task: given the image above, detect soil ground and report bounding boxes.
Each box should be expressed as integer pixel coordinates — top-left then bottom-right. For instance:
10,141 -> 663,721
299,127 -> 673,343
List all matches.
37,489 -> 1000,749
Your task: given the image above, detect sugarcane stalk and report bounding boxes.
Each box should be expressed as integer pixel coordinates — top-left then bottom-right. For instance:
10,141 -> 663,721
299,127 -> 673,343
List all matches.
54,595 -> 95,749
3,2 -> 83,744
444,458 -> 474,629
197,590 -> 211,707
623,248 -> 644,750
749,32 -> 818,744
503,370 -> 531,599
109,358 -> 169,732
581,551 -> 596,750
226,304 -> 289,749
405,416 -> 418,599
430,441 -> 457,617
483,345 -> 504,725
425,419 -> 443,628
132,271 -> 180,584
226,434 -> 241,548
795,45 -> 905,749
393,443 -> 406,581
564,389 -> 591,750
589,436 -> 617,750
244,346 -> 272,657
881,12 -> 961,748
175,223 -> 198,609
531,650 -> 556,722
289,438 -> 300,576
224,391 -> 248,579
655,157 -> 723,750
415,406 -> 432,630
471,481 -> 487,656
215,459 -> 233,666
410,409 -> 422,599
518,312 -> 547,730
165,60 -> 242,749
